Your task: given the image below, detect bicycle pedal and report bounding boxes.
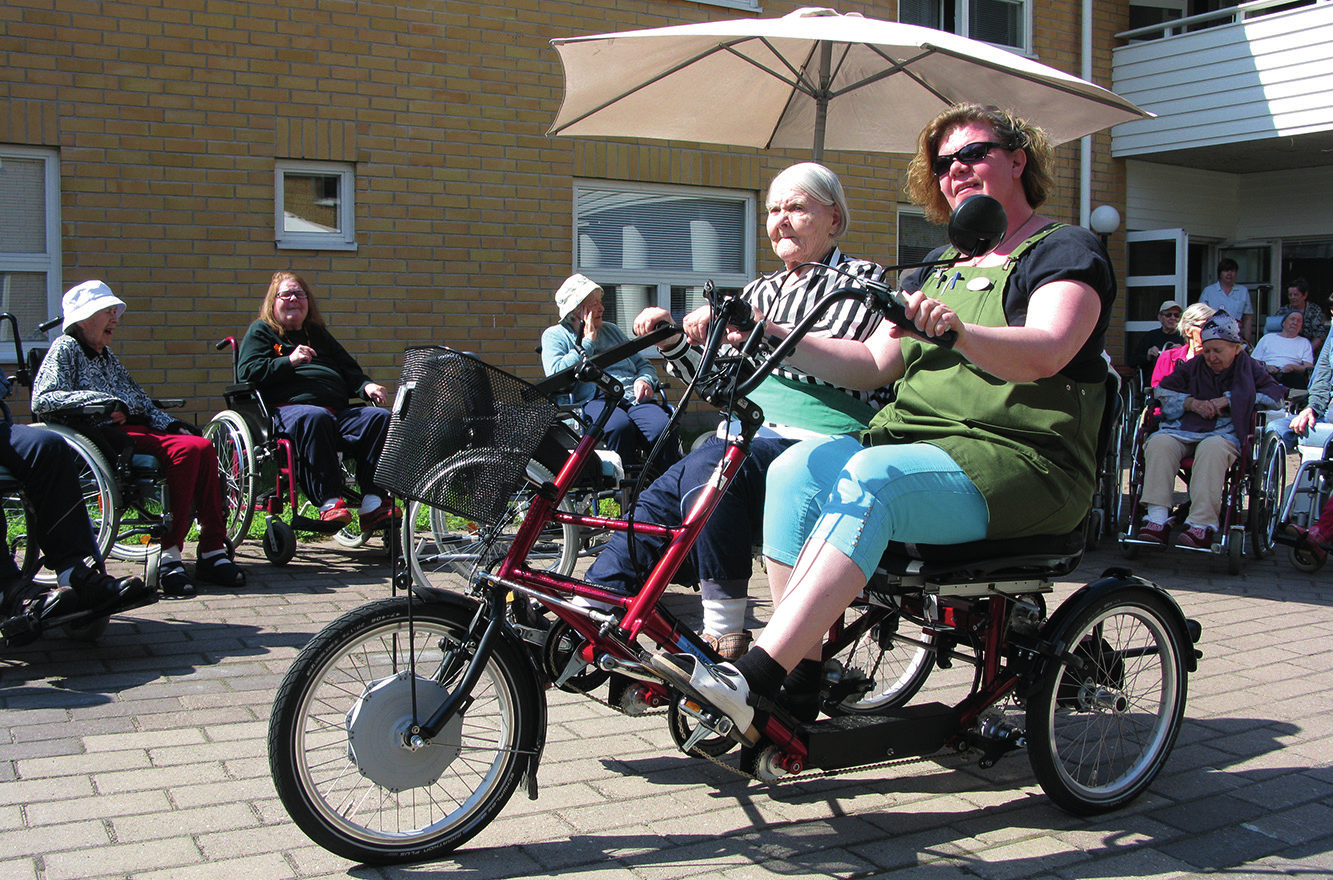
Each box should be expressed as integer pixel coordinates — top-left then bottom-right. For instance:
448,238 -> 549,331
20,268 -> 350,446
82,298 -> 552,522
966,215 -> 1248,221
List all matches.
677,697 -> 734,750
1,613 -> 41,647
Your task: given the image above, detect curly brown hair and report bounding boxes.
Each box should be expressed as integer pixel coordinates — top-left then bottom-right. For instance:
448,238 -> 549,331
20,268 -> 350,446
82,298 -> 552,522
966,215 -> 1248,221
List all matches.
905,104 -> 1054,224
259,271 -> 325,333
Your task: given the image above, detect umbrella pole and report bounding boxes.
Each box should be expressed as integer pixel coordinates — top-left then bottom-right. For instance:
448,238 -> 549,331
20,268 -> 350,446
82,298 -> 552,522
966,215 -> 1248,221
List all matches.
812,40 -> 832,164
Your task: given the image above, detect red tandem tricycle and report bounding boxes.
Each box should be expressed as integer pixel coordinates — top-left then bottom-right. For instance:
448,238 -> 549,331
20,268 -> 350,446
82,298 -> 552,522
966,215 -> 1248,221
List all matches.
266,196 -> 1202,865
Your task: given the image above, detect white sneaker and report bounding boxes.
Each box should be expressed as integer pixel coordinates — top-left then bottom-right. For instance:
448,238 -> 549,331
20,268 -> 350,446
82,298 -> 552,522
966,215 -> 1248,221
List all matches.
647,651 -> 757,743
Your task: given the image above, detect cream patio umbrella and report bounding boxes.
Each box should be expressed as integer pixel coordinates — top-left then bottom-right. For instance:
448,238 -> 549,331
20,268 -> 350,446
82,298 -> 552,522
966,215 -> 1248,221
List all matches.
549,6 -> 1150,161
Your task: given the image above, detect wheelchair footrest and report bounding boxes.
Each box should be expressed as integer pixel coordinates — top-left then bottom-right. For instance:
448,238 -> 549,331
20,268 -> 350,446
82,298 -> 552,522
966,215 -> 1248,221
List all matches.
802,702 -> 958,771
290,513 -> 348,535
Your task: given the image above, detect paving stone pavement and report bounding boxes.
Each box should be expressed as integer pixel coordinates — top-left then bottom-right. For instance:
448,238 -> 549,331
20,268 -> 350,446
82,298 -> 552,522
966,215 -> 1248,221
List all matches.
2,532 -> 1331,880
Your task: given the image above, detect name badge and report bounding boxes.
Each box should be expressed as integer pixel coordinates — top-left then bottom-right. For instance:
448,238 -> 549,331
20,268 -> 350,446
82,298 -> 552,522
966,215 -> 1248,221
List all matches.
967,276 -> 993,291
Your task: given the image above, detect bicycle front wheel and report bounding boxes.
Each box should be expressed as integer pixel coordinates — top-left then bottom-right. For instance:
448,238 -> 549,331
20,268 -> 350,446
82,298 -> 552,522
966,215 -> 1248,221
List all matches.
268,597 -> 541,864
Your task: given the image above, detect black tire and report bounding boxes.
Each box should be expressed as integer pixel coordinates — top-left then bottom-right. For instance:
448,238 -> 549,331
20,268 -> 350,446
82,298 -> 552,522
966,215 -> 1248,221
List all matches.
267,597 -> 541,864
1249,434 -> 1286,560
1026,589 -> 1188,815
1226,527 -> 1243,574
203,413 -> 257,547
825,601 -> 934,715
1289,542 -> 1325,573
264,520 -> 297,566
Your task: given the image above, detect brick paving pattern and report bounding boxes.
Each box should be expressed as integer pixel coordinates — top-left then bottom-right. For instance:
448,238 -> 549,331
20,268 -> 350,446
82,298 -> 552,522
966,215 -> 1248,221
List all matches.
2,535 -> 1331,879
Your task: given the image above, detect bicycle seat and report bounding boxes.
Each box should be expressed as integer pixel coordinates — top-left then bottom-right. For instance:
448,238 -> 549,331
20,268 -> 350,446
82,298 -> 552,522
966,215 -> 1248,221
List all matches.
876,528 -> 1085,585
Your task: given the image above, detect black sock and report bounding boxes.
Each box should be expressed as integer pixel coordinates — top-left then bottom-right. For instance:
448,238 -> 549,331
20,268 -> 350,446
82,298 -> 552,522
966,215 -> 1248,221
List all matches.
732,646 -> 786,700
782,659 -> 822,697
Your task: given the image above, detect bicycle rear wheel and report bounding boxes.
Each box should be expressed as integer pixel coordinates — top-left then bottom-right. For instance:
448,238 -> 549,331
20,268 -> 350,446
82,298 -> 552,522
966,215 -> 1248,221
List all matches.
404,459 -> 577,592
268,597 -> 541,864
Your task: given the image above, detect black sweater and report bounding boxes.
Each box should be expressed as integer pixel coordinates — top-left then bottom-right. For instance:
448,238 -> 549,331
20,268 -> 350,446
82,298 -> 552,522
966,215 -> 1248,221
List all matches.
237,320 -> 374,410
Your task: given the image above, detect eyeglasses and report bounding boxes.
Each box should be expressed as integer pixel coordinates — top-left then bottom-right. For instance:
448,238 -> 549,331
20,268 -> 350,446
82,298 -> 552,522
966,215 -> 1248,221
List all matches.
932,141 -> 1008,177
276,290 -> 308,300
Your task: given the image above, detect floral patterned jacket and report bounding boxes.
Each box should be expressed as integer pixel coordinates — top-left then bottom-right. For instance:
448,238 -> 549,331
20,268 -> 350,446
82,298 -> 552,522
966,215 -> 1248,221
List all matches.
32,334 -> 175,431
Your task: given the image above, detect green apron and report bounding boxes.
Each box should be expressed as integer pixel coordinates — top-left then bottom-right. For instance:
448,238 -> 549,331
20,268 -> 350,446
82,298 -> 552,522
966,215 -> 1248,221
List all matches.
860,225 -> 1104,539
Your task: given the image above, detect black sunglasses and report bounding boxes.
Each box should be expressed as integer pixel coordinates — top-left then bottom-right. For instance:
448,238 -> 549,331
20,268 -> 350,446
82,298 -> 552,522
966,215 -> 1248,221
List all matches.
932,141 -> 1009,177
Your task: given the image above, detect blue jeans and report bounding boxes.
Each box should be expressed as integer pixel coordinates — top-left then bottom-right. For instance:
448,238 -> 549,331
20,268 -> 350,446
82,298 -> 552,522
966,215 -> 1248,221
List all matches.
271,404 -> 391,504
763,435 -> 989,581
582,397 -> 680,477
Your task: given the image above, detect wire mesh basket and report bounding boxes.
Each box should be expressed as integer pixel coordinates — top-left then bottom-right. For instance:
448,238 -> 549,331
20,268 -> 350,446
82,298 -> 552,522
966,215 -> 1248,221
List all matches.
375,347 -> 558,524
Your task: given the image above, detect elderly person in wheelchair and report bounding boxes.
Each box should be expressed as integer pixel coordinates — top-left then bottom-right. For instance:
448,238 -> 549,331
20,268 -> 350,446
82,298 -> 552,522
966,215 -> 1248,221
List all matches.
1137,314 -> 1287,548
32,280 -> 245,597
237,271 -> 398,532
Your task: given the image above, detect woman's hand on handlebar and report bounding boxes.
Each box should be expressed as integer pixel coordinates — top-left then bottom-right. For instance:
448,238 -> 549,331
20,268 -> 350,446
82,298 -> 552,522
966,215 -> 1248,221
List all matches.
890,290 -> 963,344
633,306 -> 682,348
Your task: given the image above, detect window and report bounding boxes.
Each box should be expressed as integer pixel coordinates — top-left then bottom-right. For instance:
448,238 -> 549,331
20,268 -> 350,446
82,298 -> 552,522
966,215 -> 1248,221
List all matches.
275,160 -> 356,251
900,0 -> 1030,53
573,181 -> 756,328
0,146 -> 61,356
896,210 -> 950,283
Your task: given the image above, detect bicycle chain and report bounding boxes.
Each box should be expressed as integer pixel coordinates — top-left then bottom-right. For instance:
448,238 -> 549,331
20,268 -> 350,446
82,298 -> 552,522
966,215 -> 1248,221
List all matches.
686,734 -> 962,784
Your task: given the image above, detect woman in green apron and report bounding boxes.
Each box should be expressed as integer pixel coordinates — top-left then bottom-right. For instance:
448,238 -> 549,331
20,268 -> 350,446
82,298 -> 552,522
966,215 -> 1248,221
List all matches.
649,104 -> 1117,739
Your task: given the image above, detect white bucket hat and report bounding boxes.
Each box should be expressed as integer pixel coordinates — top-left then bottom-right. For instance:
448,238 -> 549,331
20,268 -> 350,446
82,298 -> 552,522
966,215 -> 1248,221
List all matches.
62,280 -> 126,333
555,274 -> 601,321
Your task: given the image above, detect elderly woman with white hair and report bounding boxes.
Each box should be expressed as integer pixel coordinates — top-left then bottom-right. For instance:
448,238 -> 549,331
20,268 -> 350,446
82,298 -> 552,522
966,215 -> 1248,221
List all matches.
1138,313 -> 1288,548
540,273 -> 680,476
32,280 -> 245,597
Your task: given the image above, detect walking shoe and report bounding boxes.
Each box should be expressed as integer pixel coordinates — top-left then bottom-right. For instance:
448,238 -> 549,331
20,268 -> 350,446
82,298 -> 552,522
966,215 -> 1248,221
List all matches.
1137,520 -> 1170,545
1175,524 -> 1216,549
703,631 -> 752,661
319,498 -> 353,525
647,651 -> 758,744
358,504 -> 402,532
68,563 -> 152,612
195,554 -> 246,587
159,560 -> 196,598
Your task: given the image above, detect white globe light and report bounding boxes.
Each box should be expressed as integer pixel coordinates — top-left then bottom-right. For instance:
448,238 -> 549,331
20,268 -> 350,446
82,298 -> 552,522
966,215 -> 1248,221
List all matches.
1090,205 -> 1121,235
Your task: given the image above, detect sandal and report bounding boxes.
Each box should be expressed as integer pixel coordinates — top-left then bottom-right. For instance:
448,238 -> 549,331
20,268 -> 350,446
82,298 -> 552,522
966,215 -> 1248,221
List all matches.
159,561 -> 196,599
195,554 -> 246,588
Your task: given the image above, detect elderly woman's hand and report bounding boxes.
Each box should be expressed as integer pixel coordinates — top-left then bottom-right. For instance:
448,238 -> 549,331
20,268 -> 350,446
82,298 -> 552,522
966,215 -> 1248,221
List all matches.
632,378 -> 656,403
1185,396 -> 1228,419
1292,407 -> 1318,436
680,304 -> 714,346
364,383 -> 388,406
288,344 -> 316,366
633,307 -> 680,347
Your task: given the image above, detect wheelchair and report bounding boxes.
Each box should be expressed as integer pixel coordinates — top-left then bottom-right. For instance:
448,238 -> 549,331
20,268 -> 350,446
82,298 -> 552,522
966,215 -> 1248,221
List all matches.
18,315 -> 182,587
1117,393 -> 1286,573
0,314 -> 160,645
1271,425 -> 1333,572
204,337 -> 389,566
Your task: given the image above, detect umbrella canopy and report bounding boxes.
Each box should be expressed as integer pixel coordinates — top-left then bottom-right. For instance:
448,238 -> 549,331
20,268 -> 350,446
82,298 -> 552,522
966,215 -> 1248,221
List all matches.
550,7 -> 1151,161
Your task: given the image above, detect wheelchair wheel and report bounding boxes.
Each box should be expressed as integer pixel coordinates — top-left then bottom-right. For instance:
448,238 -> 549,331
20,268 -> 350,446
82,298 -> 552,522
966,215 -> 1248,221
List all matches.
265,520 -> 298,566
404,459 -> 578,593
1026,588 -> 1187,815
203,412 -> 258,547
332,526 -> 370,549
36,425 -> 120,582
1248,433 -> 1286,560
823,600 -> 934,715
1288,542 -> 1325,573
1,491 -> 43,587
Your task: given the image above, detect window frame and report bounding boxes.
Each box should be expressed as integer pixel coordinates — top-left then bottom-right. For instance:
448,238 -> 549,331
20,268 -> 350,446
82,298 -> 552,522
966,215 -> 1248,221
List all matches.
0,144 -> 62,357
571,179 -> 758,328
274,159 -> 357,252
900,0 -> 1033,55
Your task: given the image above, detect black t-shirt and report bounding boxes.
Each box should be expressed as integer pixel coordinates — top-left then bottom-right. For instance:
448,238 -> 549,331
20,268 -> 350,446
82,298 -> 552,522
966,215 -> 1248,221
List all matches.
900,224 -> 1116,383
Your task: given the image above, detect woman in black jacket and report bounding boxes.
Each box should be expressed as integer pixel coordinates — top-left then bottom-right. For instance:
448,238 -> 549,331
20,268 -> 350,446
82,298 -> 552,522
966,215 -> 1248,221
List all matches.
237,272 -> 398,531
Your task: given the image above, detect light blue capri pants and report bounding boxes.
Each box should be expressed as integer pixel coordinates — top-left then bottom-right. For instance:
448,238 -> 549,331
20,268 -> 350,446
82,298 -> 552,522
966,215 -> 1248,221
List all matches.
762,435 -> 990,581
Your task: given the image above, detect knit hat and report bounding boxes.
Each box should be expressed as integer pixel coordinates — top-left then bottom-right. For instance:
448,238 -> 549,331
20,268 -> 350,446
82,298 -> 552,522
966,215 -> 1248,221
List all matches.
555,274 -> 601,320
1200,313 -> 1243,344
62,280 -> 126,333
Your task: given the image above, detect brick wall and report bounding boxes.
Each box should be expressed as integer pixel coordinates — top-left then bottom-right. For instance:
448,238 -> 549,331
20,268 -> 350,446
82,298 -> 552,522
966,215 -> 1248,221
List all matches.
0,0 -> 1129,424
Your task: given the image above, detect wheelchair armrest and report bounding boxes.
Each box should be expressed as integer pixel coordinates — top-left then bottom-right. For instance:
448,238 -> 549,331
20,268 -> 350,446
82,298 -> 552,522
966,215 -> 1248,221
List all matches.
40,402 -> 116,423
153,398 -> 186,410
